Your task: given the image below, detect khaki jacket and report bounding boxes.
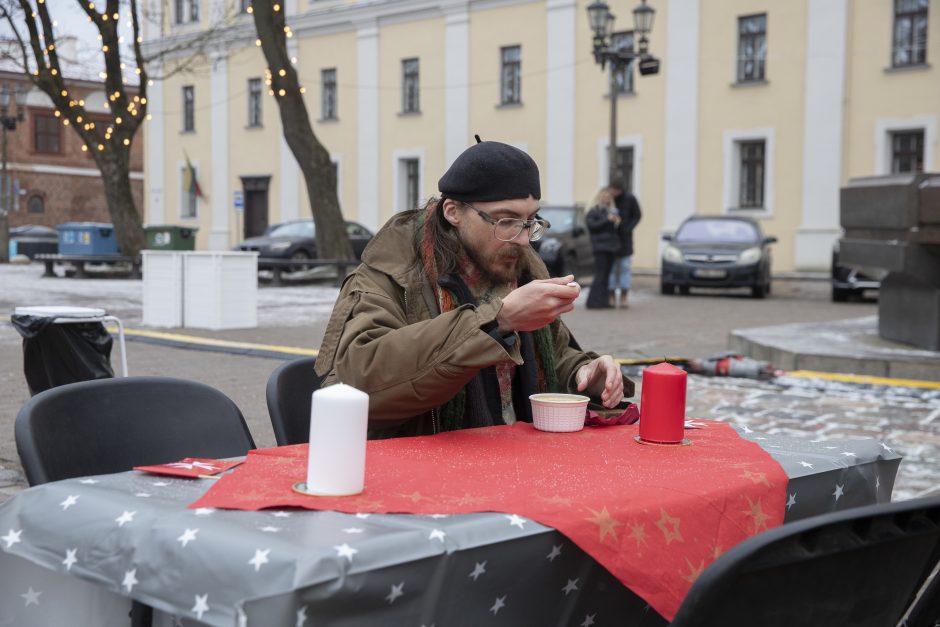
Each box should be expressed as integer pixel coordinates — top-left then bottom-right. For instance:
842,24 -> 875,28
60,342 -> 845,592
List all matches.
315,210 -> 634,436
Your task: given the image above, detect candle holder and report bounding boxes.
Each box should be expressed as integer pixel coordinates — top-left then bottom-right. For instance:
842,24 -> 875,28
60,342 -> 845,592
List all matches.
292,482 -> 363,497
633,435 -> 692,446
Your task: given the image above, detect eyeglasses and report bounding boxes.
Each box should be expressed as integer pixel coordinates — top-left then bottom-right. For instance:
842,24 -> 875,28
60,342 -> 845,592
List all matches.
463,203 -> 550,242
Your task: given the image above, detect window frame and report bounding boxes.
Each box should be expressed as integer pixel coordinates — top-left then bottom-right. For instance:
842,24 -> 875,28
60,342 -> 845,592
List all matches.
247,78 -> 262,128
892,0 -> 929,67
615,146 -> 635,194
33,112 -> 61,154
737,140 -> 766,209
722,128 -> 775,216
27,194 -> 44,214
401,58 -> 420,114
321,68 -> 337,121
182,85 -> 195,132
890,129 -> 925,173
500,45 -> 522,105
736,13 -> 767,83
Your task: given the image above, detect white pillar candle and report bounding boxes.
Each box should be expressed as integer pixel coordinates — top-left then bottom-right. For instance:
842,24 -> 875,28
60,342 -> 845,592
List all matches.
306,384 -> 370,496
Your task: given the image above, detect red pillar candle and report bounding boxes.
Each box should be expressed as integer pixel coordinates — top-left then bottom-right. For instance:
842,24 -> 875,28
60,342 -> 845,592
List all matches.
639,362 -> 687,443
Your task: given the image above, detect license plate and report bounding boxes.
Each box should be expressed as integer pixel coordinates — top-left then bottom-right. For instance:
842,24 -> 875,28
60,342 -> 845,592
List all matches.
693,268 -> 727,279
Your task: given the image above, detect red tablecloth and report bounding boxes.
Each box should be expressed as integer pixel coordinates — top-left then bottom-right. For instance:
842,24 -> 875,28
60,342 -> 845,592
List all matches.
191,420 -> 787,620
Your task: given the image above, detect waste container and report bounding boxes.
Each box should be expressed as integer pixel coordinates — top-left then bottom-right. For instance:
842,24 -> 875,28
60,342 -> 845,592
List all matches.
57,222 -> 120,255
11,306 -> 128,396
144,225 -> 198,251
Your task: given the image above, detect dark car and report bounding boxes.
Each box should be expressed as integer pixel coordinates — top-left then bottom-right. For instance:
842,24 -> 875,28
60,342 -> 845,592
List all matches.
531,205 -> 594,279
235,219 -> 373,266
660,215 -> 776,298
10,224 -> 58,259
831,240 -> 881,302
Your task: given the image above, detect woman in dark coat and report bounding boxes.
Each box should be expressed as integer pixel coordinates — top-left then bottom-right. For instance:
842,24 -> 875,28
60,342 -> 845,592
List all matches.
585,188 -> 621,309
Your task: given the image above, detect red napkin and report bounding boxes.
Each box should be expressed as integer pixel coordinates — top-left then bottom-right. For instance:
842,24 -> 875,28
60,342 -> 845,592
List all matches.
133,458 -> 242,478
191,420 -> 787,620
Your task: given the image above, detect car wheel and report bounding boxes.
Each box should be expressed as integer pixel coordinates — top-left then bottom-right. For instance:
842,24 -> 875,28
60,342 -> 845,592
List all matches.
660,282 -> 675,295
751,282 -> 767,299
289,250 -> 311,272
678,285 -> 691,296
832,286 -> 850,302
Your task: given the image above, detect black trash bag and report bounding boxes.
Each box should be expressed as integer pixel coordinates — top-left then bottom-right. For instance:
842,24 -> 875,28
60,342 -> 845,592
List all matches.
11,314 -> 115,396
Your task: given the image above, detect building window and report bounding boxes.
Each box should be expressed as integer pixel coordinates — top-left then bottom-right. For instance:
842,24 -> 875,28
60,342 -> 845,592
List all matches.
500,45 -> 521,105
33,113 -> 61,154
404,159 -> 420,211
891,130 -> 925,173
616,146 -> 635,193
182,85 -> 194,132
175,0 -> 199,24
893,0 -> 929,67
401,58 -> 420,114
27,195 -> 44,214
738,140 -> 765,208
737,14 -> 767,82
247,78 -> 262,127
611,31 -> 635,94
321,68 -> 337,120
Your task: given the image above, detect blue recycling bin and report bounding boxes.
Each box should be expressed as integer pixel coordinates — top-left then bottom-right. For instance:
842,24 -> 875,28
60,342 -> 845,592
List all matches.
57,222 -> 120,256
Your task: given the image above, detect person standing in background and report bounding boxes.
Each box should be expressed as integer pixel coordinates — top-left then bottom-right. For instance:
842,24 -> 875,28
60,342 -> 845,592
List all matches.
607,178 -> 642,309
585,188 -> 620,309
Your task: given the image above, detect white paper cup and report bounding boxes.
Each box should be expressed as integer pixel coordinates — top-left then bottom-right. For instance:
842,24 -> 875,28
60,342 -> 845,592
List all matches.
529,393 -> 590,432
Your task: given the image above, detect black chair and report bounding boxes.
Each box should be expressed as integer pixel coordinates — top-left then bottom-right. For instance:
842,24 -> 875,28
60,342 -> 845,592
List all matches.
15,376 -> 256,626
903,558 -> 940,627
15,376 -> 256,486
265,356 -> 320,446
670,495 -> 940,627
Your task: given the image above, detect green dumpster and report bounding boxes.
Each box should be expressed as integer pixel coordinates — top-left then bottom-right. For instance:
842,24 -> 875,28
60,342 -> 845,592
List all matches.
144,225 -> 198,251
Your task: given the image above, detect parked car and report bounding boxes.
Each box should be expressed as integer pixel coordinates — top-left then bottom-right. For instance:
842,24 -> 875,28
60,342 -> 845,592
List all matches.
235,219 -> 373,267
831,240 -> 882,302
531,205 -> 594,279
661,215 -> 776,298
10,224 -> 58,259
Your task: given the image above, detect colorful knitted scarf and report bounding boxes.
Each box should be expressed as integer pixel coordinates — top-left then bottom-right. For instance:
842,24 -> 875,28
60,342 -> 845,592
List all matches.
419,205 -> 558,431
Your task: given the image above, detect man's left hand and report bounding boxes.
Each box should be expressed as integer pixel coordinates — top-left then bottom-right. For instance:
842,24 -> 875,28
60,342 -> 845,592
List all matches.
575,356 -> 624,408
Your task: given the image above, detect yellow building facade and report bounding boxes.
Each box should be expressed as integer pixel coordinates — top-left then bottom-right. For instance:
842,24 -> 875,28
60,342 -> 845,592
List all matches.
142,0 -> 939,271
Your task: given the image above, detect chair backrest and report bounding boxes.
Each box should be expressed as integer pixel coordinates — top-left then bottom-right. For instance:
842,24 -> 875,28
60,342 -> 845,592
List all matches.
265,356 -> 320,446
903,559 -> 940,627
669,495 -> 940,627
15,376 -> 256,486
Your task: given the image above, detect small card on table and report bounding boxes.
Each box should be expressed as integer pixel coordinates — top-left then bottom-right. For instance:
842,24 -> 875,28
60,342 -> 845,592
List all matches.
133,458 -> 242,478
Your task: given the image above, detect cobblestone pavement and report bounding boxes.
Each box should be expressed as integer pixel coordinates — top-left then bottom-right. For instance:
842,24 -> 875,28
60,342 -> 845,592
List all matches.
1,264 -> 936,504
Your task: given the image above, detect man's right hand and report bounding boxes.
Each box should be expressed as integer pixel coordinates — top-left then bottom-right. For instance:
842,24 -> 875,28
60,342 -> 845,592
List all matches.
496,275 -> 580,333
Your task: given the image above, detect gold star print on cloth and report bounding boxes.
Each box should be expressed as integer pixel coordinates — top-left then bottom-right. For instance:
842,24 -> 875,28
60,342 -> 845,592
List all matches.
192,420 -> 788,622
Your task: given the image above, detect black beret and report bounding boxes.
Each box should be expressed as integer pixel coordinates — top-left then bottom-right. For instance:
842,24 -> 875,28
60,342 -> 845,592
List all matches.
438,141 -> 541,202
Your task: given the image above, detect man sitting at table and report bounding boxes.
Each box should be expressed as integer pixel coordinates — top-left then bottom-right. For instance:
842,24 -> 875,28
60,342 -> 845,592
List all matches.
315,138 -> 633,437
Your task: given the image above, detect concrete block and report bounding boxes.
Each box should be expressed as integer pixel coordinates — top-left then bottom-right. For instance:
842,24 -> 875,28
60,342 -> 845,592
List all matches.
795,354 -> 889,377
879,273 -> 940,351
889,360 -> 940,383
841,174 -> 921,229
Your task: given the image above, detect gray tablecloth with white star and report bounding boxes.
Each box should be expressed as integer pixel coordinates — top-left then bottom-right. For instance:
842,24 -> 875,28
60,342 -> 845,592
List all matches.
0,427 -> 901,627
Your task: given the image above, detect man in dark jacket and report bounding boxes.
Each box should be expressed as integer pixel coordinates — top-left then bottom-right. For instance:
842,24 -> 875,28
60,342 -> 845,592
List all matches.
608,178 -> 642,308
316,140 -> 634,436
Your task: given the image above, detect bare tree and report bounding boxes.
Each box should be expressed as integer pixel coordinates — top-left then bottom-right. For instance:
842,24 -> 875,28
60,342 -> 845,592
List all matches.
251,0 -> 353,260
0,0 -> 230,259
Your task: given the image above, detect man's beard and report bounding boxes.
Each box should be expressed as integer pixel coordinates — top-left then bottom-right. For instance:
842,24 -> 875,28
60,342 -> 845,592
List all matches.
461,238 -> 524,286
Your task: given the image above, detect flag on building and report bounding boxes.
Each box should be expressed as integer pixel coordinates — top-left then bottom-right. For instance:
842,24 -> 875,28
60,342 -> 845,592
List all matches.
182,152 -> 204,199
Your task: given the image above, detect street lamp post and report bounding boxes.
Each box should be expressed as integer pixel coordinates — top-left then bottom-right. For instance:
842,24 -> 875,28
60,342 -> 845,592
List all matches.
587,0 -> 659,187
0,82 -> 25,263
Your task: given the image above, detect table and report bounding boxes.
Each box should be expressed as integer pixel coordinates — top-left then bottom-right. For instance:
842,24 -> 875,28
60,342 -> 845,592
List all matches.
0,425 -> 901,627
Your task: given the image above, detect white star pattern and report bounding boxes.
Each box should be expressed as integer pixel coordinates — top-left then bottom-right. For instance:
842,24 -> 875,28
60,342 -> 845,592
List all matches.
786,493 -> 797,510
833,484 -> 845,501
342,527 -> 364,534
809,438 -> 825,443
122,569 -> 138,593
2,528 -> 22,548
739,425 -> 753,434
428,529 -> 446,542
881,442 -> 893,453
547,545 -> 562,561
21,587 -> 41,606
78,478 -> 99,484
295,606 -> 308,626
249,549 -> 270,572
355,513 -> 371,519
177,528 -> 199,547
824,446 -> 837,450
194,508 -> 215,516
799,461 -> 814,469
581,613 -> 597,627
59,495 -> 79,510
385,582 -> 404,604
429,514 -> 449,519
562,578 -> 579,595
334,543 -> 358,562
490,596 -> 506,614
115,511 -> 136,527
135,492 -> 151,498
469,561 -> 487,581
841,451 -> 857,458
62,548 -> 78,571
260,526 -> 282,533
152,481 -> 170,487
272,511 -> 292,518
192,594 -> 209,620
506,514 -> 526,529
876,475 -> 881,491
